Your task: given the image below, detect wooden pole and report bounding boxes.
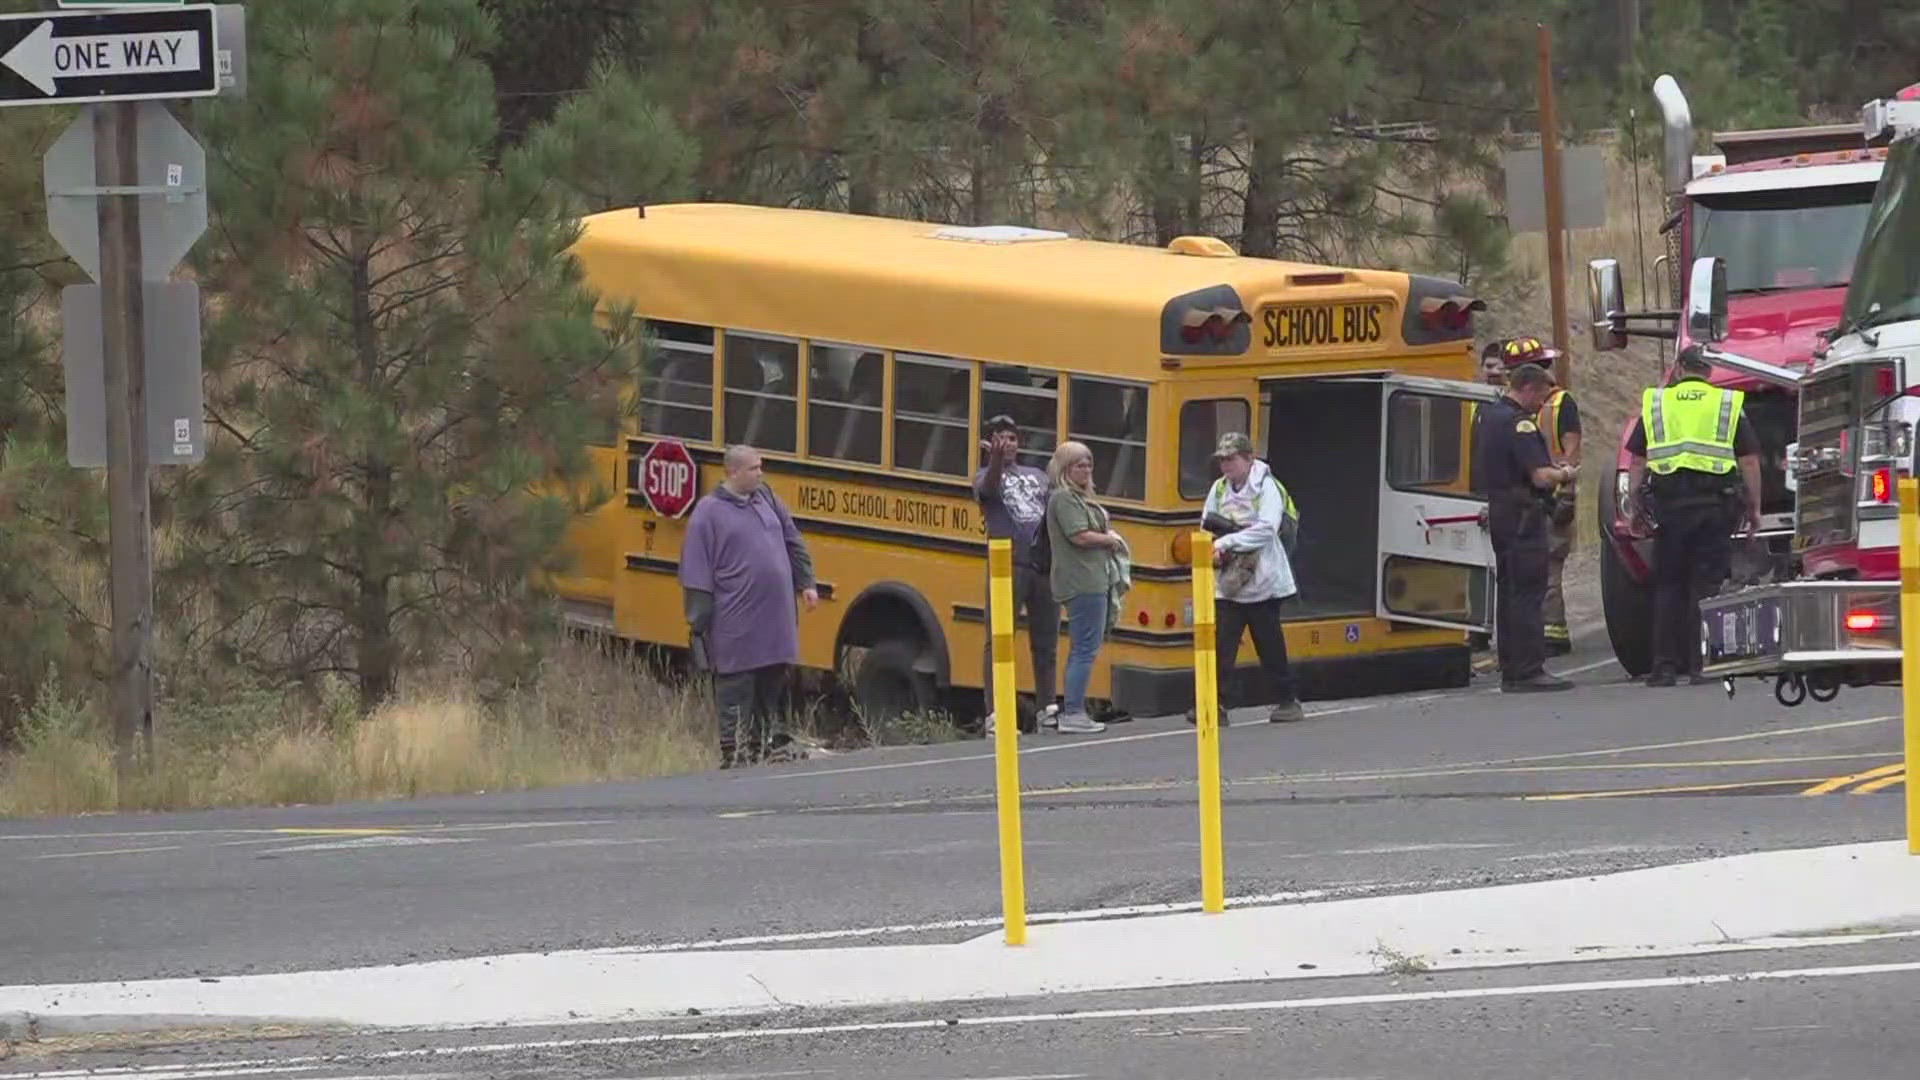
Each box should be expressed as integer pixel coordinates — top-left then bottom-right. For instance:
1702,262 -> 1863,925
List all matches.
1538,23 -> 1572,390
96,101 -> 155,797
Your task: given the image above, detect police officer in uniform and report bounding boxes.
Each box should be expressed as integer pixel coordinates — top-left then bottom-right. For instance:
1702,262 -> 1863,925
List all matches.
1472,362 -> 1576,692
1465,341 -> 1511,664
1496,337 -> 1582,656
1625,346 -> 1762,686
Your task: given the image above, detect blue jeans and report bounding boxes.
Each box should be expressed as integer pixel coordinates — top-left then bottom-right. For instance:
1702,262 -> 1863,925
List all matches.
1062,593 -> 1108,716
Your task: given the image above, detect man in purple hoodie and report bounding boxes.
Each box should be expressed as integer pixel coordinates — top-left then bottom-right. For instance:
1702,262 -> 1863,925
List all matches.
680,445 -> 818,767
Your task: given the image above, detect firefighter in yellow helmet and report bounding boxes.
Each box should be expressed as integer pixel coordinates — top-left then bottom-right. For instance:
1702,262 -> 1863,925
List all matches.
1499,336 -> 1580,656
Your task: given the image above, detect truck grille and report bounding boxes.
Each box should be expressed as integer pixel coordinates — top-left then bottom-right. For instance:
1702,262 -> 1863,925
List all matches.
1794,369 -> 1859,551
1742,391 -> 1795,516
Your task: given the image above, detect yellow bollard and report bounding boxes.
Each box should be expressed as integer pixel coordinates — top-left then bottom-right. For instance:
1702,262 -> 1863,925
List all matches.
1190,531 -> 1226,912
988,539 -> 1028,943
1901,479 -> 1920,855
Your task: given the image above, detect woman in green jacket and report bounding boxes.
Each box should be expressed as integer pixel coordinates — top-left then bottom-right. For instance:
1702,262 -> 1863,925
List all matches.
1045,441 -> 1124,734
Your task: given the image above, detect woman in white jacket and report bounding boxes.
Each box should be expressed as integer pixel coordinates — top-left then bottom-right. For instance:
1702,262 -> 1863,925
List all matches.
1191,432 -> 1305,724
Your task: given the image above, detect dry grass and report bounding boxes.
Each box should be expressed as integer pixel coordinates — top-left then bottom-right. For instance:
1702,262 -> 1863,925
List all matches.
0,637 -> 718,817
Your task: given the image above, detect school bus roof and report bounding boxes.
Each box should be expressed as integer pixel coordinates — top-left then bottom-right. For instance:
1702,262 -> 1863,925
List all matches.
571,203 -> 1427,379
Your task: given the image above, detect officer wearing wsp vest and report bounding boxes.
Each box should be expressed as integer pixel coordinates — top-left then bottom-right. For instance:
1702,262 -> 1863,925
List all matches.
1624,346 -> 1762,687
1472,362 -> 1576,693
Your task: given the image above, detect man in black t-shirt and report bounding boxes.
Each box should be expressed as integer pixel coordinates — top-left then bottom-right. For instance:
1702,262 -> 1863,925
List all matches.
974,414 -> 1058,733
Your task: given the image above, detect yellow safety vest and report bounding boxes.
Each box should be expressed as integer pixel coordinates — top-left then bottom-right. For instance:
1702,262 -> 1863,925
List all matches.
1641,382 -> 1743,475
1537,388 -> 1572,460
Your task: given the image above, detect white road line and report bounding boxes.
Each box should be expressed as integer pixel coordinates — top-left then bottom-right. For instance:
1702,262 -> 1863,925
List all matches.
1264,714 -> 1900,783
30,844 -> 182,860
1556,655 -> 1624,677
17,958 -> 1920,1079
761,695 -> 1448,781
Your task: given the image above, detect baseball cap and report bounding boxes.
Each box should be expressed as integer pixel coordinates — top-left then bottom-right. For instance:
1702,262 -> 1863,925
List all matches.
983,414 -> 1018,436
1213,432 -> 1254,459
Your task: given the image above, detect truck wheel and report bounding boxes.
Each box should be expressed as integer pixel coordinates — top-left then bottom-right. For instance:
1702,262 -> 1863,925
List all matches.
851,639 -> 937,728
1598,476 -> 1654,678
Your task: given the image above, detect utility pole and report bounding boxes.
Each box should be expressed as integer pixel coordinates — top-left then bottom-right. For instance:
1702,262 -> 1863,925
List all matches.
95,99 -> 155,790
1619,0 -> 1640,81
1537,23 -> 1572,391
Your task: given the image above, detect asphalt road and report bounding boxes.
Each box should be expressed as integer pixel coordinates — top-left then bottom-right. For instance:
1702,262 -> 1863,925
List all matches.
2,633 -> 1907,988
12,938 -> 1920,1079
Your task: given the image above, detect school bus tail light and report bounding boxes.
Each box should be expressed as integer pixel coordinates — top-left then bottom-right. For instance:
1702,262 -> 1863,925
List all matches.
1404,274 -> 1486,345
1421,299 -> 1476,333
1180,307 -> 1252,345
1161,286 -> 1254,356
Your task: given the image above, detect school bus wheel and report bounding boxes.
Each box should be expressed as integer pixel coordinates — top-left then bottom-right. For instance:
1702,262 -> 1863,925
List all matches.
851,638 -> 938,729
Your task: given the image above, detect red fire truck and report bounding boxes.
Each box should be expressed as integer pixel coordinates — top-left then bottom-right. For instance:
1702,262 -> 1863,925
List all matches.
1684,82 -> 1920,705
1586,75 -> 1888,676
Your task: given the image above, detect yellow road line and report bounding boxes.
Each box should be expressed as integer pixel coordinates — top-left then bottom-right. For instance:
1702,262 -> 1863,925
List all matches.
1522,778 -> 1831,802
1855,772 -> 1907,795
1801,762 -> 1905,796
782,753 -> 1893,815
270,827 -> 403,836
32,844 -> 183,859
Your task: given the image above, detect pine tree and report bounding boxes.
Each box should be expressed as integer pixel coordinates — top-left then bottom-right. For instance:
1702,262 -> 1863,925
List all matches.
166,0 -> 679,711
0,97 -> 106,740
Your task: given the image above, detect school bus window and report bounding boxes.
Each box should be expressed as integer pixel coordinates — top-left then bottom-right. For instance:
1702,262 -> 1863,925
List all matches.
1069,376 -> 1149,500
892,353 -> 971,476
808,343 -> 884,465
723,331 -> 799,453
638,321 -> 714,443
980,364 -> 1058,471
1386,390 -> 1471,495
1178,398 -> 1250,499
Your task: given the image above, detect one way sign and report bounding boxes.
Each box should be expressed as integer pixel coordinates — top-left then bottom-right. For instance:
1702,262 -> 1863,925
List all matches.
0,4 -> 217,107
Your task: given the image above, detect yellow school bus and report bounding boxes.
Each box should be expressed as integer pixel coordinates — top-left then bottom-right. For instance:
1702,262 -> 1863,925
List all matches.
552,202 -> 1500,724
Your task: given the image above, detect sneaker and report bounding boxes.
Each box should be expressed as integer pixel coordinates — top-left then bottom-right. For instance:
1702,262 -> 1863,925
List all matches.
1502,672 -> 1574,692
1038,703 -> 1060,728
1055,712 -> 1107,734
1645,670 -> 1677,688
1267,700 -> 1306,723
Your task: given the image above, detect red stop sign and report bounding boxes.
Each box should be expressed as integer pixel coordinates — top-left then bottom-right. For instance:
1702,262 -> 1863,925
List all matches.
640,439 -> 698,518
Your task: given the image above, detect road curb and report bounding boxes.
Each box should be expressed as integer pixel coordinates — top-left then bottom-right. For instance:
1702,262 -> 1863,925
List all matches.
5,841 -> 1918,1034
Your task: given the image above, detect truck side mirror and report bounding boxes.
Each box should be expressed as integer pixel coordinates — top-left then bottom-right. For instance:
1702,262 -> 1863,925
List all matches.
1686,256 -> 1728,344
1586,258 -> 1628,352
